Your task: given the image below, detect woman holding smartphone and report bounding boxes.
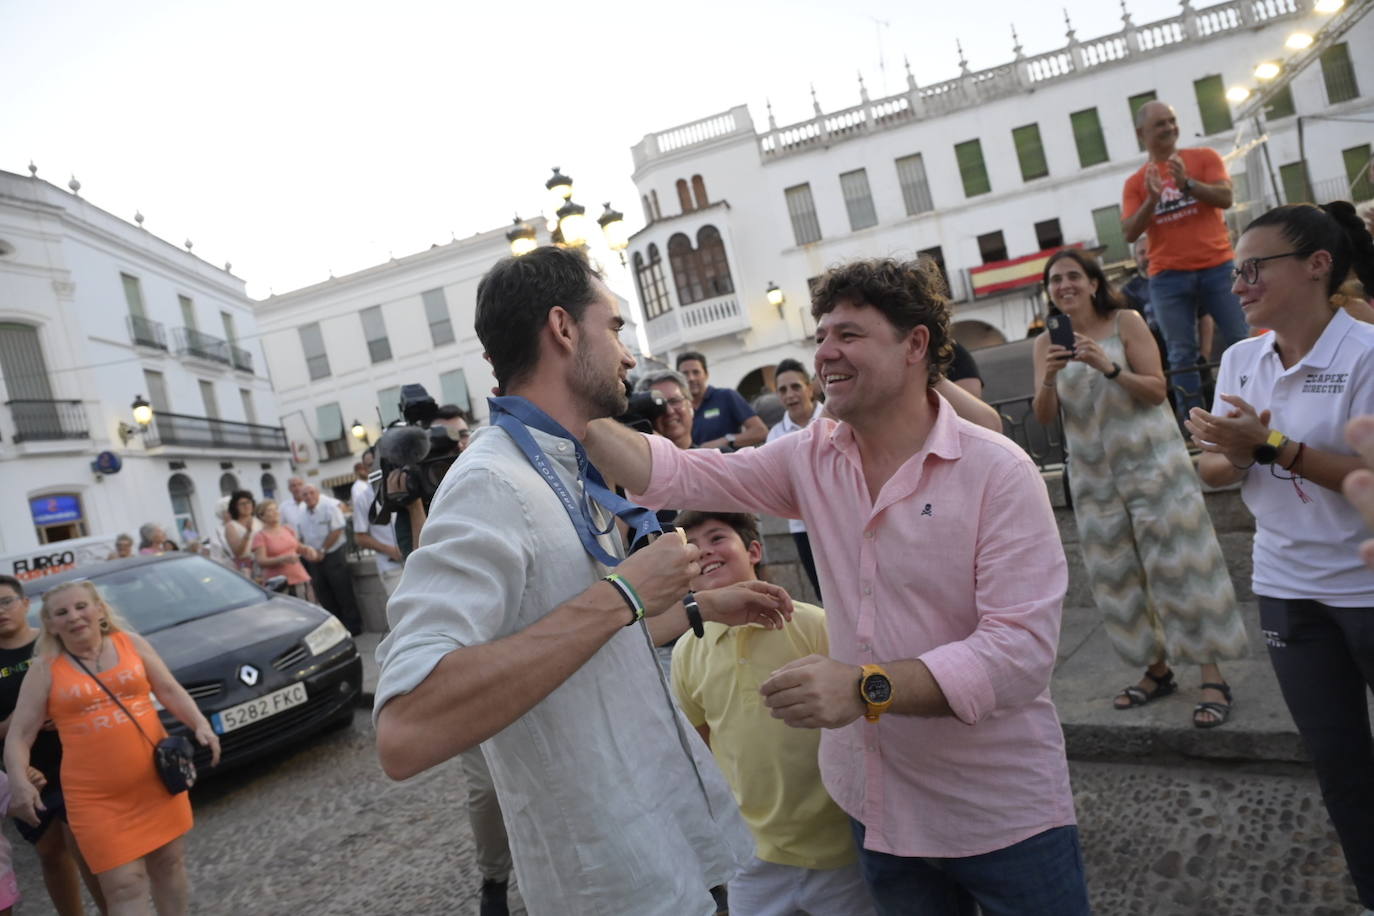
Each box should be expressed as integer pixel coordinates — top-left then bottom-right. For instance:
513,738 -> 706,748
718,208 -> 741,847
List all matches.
1033,248 -> 1248,727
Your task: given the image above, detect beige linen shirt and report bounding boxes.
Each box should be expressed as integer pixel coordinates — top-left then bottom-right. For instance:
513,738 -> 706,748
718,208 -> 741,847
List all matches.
374,423 -> 751,916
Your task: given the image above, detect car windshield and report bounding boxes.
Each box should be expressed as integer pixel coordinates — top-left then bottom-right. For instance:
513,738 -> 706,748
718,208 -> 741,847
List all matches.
56,556 -> 266,633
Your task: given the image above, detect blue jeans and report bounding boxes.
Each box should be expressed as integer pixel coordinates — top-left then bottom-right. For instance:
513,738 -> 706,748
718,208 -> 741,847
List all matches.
851,820 -> 1090,916
1148,261 -> 1249,416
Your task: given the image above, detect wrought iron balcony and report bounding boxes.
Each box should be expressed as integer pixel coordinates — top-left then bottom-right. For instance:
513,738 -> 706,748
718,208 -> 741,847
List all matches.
230,344 -> 254,374
6,400 -> 90,444
143,411 -> 288,451
127,314 -> 168,350
172,327 -> 231,365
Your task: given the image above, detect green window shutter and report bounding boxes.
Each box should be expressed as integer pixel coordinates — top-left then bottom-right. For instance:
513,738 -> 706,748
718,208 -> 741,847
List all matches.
1070,109 -> 1109,168
1322,43 -> 1360,104
1193,75 -> 1233,136
1091,204 -> 1128,263
1343,145 -> 1373,200
954,139 -> 990,197
1279,162 -> 1310,205
1264,83 -> 1296,120
1012,124 -> 1048,181
1128,91 -> 1157,151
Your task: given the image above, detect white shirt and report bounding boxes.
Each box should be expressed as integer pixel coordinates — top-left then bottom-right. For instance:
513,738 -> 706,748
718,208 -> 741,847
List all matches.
351,477 -> 401,573
1213,308 -> 1374,605
766,403 -> 825,534
374,424 -> 752,915
296,496 -> 346,555
280,498 -> 307,536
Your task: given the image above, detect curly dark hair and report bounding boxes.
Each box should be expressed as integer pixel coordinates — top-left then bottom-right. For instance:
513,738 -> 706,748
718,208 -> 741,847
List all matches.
810,257 -> 953,386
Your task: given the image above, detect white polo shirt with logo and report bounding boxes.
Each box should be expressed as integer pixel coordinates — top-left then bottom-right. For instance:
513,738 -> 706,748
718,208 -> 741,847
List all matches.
1213,308 -> 1374,605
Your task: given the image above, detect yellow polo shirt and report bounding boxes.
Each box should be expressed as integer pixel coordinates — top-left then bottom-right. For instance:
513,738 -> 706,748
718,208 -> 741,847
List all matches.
671,602 -> 856,869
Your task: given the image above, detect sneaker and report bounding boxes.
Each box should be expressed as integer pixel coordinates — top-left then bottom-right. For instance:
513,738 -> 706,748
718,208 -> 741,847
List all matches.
479,879 -> 509,916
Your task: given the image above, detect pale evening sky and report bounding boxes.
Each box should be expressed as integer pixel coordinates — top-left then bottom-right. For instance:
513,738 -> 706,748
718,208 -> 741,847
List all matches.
2,0 -> 1187,300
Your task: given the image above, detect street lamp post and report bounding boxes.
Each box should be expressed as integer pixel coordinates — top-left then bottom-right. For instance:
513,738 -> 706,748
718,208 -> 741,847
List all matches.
507,168 -> 629,264
119,394 -> 154,445
350,419 -> 370,446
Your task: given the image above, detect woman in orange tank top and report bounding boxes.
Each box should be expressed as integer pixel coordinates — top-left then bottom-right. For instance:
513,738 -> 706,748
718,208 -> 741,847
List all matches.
2,581 -> 220,916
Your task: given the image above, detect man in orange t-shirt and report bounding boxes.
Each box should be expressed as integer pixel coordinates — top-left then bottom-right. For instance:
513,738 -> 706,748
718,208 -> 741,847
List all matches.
1122,100 -> 1249,415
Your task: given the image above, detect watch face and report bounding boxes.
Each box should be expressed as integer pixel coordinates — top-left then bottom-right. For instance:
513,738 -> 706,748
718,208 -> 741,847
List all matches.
1253,444 -> 1279,465
863,674 -> 892,704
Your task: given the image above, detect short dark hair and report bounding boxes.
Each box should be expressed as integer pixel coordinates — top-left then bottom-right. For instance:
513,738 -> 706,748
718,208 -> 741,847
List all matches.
676,351 -> 707,372
675,511 -> 763,578
435,404 -> 469,422
775,358 -> 809,381
1246,201 -> 1374,297
811,257 -> 952,386
228,489 -> 255,522
0,575 -> 23,598
1042,249 -> 1123,319
475,246 -> 601,393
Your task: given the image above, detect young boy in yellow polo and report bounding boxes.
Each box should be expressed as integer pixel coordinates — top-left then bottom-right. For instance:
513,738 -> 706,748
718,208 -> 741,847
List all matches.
672,511 -> 874,916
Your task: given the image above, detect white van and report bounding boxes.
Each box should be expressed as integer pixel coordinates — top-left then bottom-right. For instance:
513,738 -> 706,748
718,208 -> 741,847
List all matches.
1,534 -> 123,583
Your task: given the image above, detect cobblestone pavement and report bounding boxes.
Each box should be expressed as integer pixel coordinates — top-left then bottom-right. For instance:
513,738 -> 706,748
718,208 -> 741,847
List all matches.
4,711 -> 1360,915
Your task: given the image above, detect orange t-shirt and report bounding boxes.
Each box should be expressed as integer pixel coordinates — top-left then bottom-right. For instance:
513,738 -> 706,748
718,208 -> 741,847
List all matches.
1122,146 -> 1234,275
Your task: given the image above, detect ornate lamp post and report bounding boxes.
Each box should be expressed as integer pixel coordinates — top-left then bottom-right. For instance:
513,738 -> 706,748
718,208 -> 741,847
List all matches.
507,168 -> 630,264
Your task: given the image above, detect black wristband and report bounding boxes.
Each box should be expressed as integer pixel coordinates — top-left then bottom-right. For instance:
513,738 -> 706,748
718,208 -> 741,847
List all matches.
683,592 -> 705,638
1103,362 -> 1122,380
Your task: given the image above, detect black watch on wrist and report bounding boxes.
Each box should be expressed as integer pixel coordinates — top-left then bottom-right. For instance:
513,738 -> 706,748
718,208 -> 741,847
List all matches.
1253,430 -> 1289,465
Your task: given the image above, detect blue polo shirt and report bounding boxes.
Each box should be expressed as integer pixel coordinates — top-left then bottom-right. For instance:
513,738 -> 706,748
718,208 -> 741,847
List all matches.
691,386 -> 756,445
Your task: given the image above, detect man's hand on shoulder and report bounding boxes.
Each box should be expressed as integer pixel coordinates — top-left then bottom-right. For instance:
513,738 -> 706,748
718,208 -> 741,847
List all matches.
759,655 -> 864,729
697,581 -> 793,630
615,532 -> 701,615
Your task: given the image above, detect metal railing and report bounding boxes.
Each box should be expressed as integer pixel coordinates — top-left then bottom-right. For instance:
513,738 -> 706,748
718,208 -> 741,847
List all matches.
6,399 -> 90,443
143,411 -> 288,451
172,327 -> 231,365
230,344 -> 253,373
321,437 -> 352,460
126,314 -> 168,350
992,361 -> 1221,472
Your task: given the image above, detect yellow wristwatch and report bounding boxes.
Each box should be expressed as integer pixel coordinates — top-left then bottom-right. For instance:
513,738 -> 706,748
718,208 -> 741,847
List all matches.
858,664 -> 894,722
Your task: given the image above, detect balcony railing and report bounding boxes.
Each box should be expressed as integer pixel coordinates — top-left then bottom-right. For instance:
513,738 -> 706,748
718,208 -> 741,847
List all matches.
644,293 -> 750,354
143,411 -> 288,451
6,400 -> 90,444
127,314 -> 168,350
230,344 -> 254,373
322,437 -> 352,460
172,327 -> 231,365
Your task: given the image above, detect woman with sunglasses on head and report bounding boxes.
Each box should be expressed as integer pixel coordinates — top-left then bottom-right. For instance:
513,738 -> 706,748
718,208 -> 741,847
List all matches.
1034,248 -> 1248,728
1188,200 -> 1374,912
3,580 -> 220,915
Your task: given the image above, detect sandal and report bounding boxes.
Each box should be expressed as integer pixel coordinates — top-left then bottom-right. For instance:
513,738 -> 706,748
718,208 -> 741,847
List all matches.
1193,682 -> 1233,729
1114,668 -> 1177,709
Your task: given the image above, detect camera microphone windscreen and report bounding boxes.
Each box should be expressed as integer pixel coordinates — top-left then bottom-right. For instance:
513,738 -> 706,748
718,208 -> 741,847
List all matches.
377,424 -> 431,467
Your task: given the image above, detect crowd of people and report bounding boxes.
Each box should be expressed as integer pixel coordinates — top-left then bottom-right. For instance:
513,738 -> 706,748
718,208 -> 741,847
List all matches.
371,108 -> 1374,916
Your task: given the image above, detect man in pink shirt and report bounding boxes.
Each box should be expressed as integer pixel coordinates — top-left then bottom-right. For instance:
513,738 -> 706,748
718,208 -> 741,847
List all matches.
586,257 -> 1087,914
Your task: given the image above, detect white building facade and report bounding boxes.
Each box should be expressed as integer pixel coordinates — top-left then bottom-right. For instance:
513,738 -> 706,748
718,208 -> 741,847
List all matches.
0,169 -> 291,557
625,0 -> 1374,396
253,227 -> 638,494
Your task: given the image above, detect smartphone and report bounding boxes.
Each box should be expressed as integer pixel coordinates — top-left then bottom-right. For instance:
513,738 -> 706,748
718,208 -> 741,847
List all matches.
1047,314 -> 1076,353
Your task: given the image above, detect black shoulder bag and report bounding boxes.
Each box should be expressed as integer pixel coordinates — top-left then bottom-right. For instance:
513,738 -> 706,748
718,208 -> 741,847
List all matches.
66,651 -> 198,794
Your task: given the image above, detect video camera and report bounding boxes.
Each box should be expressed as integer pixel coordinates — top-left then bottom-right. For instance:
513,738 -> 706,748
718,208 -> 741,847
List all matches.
615,381 -> 668,435
369,384 -> 465,523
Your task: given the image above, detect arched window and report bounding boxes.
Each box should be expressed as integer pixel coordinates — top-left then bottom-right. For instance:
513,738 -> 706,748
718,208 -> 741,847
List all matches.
668,233 -> 704,305
219,472 -> 239,496
636,246 -> 672,320
675,179 -> 694,214
691,175 -> 708,209
696,226 -> 734,297
261,472 -> 278,500
168,473 -> 199,543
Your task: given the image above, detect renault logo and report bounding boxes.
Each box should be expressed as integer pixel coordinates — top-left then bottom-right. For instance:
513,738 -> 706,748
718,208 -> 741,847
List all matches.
238,664 -> 260,687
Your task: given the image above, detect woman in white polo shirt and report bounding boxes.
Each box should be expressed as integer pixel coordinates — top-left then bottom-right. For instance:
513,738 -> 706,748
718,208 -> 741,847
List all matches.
1187,200 -> 1374,912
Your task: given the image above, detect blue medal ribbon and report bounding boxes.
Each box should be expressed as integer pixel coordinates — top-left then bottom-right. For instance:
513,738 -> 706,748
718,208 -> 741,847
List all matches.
488,396 -> 662,567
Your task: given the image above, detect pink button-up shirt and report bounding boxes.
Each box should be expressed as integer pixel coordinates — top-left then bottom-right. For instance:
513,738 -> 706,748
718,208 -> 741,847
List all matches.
640,393 -> 1077,858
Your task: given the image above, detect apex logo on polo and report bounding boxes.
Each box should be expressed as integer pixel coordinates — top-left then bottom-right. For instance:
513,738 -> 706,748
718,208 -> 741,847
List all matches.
1302,371 -> 1347,394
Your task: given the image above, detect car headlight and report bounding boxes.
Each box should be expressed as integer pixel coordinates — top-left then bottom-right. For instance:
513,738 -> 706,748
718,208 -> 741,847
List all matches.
304,616 -> 349,656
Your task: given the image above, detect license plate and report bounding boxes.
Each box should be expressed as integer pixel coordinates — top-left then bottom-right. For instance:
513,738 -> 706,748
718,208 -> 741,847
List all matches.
212,682 -> 308,734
